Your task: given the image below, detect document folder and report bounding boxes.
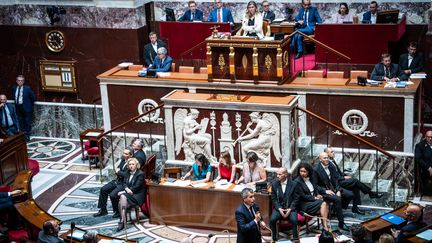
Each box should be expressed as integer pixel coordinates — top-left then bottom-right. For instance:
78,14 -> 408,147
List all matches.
380,213 -> 405,225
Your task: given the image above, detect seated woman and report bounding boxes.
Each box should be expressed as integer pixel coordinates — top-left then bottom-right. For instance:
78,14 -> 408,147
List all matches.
181,153 -> 212,184
235,151 -> 266,185
116,158 -> 146,231
214,151 -> 236,183
333,2 -> 354,24
240,1 -> 264,39
295,162 -> 329,231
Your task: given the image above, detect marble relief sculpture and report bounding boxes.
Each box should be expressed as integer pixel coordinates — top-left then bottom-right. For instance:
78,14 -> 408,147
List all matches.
174,108 -> 213,161
236,112 -> 282,167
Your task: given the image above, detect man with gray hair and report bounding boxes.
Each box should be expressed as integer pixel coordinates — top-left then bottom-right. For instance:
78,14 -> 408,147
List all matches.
143,32 -> 166,67
83,229 -> 98,243
235,188 -> 265,243
147,47 -> 173,72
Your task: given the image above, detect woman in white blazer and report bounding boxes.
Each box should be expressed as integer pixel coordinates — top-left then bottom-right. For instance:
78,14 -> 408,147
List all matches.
241,1 -> 264,39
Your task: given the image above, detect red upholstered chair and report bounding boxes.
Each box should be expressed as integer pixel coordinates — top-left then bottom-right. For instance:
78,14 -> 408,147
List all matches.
277,213 -> 313,239
0,185 -> 11,192
8,229 -> 29,242
28,159 -> 40,176
143,154 -> 156,184
86,147 -> 99,169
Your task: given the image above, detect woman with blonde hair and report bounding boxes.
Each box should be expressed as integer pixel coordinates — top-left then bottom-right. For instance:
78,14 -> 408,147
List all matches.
241,1 -> 264,39
379,233 -> 395,243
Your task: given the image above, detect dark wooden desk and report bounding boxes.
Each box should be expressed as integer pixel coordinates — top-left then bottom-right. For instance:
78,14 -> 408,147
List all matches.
0,133 -> 28,184
79,128 -> 104,169
148,182 -> 271,232
361,203 -> 408,240
12,170 -> 33,202
60,227 -> 136,243
270,22 -> 295,34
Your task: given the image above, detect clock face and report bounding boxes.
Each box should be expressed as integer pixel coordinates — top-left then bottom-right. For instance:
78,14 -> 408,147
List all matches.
45,30 -> 66,52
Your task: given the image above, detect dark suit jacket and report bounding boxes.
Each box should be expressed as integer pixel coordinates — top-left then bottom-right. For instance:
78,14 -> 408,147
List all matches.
329,159 -> 345,178
415,139 -> 432,174
396,220 -> 427,243
271,179 -> 298,211
123,170 -> 146,205
208,7 -> 234,24
295,177 -> 325,202
148,55 -> 173,72
236,203 -> 261,243
0,103 -> 20,131
178,9 -> 204,22
362,11 -> 373,23
262,10 -> 275,22
295,7 -> 322,29
143,40 -> 167,67
370,63 -> 407,81
399,53 -> 424,74
116,158 -> 130,180
312,163 -> 342,192
134,149 -> 147,167
11,85 -> 35,112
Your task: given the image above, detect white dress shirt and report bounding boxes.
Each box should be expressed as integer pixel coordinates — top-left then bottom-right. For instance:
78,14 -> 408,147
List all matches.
280,180 -> 287,194
303,177 -> 314,196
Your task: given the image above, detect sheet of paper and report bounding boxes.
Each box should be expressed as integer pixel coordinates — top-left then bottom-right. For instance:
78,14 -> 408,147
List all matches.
416,229 -> 432,241
191,182 -> 208,188
232,184 -> 245,192
85,132 -> 102,137
300,236 -> 318,243
215,182 -> 232,190
410,73 -> 427,79
165,180 -> 191,187
157,72 -> 170,77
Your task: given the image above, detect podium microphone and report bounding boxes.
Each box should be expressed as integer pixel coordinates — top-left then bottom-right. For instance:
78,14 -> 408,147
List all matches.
70,222 -> 76,243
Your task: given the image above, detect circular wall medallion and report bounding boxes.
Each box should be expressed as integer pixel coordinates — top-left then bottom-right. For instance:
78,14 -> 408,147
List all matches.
341,109 -> 369,135
137,98 -> 160,122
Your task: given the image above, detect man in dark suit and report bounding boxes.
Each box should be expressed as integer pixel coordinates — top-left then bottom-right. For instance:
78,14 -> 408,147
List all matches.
399,41 -> 424,75
208,0 -> 234,26
371,53 -> 407,81
262,1 -> 275,23
325,147 -> 383,215
37,220 -> 63,243
291,0 -> 322,59
94,147 -> 133,218
0,94 -> 20,136
414,130 -> 432,195
392,204 -> 426,243
132,138 -> 147,167
236,187 -> 265,243
143,32 -> 167,67
270,167 -> 298,241
11,75 -> 35,141
312,152 -> 353,231
0,189 -> 21,210
147,47 -> 173,72
179,1 -> 204,22
362,1 -> 378,24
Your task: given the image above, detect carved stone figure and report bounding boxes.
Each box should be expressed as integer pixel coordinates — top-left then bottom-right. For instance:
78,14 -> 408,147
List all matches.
237,112 -> 282,167
174,108 -> 213,161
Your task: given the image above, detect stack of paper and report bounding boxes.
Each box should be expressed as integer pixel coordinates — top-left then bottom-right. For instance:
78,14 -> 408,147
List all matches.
416,229 -> 432,241
233,184 -> 245,192
410,73 -> 427,79
165,180 -> 191,187
191,182 -> 208,188
215,180 -> 232,190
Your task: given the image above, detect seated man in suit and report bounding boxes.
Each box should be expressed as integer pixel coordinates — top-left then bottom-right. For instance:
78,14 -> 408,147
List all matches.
0,94 -> 20,136
371,53 -> 407,81
362,1 -> 379,24
0,189 -> 21,210
147,47 -> 173,72
94,147 -> 133,218
262,1 -> 275,23
179,1 -> 203,22
208,0 -> 234,26
325,147 -> 383,215
414,130 -> 432,195
270,167 -> 298,241
312,152 -> 353,231
131,138 -> 146,166
143,32 -> 167,67
37,220 -> 63,243
291,0 -> 322,59
399,41 -> 424,75
392,204 -> 427,243
236,187 -> 266,243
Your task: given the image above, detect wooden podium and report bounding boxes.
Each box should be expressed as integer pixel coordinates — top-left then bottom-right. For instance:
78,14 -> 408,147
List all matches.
206,35 -> 291,84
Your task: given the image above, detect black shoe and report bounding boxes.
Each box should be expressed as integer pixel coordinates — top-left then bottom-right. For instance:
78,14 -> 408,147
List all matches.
352,207 -> 365,215
93,209 -> 108,217
338,223 -> 349,231
294,53 -> 303,59
369,192 -> 384,198
116,222 -> 124,232
112,212 -> 120,218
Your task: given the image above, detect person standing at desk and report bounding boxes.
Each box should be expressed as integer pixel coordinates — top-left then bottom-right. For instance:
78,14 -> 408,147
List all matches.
399,41 -> 424,75
235,187 -> 266,243
371,53 -> 407,82
179,1 -> 203,22
143,32 -> 166,67
11,75 -> 35,141
147,47 -> 173,72
261,0 -> 275,23
291,0 -> 322,59
240,1 -> 264,39
414,130 -> 432,195
362,1 -> 379,24
208,0 -> 234,26
0,94 -> 20,136
333,2 -> 354,24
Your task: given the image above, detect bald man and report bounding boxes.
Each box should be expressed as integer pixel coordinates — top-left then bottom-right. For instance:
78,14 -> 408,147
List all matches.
392,204 -> 426,243
37,220 -> 63,243
270,167 -> 299,241
312,152 -> 353,231
415,130 -> 432,195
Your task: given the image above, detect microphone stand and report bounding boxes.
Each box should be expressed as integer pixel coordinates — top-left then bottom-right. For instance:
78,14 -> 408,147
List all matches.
69,222 -> 75,243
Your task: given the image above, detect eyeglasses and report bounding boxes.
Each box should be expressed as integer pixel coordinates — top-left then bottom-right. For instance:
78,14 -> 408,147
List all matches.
263,5 -> 269,7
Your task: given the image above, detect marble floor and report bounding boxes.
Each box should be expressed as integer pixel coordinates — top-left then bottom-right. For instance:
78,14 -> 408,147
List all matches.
28,137 -> 412,242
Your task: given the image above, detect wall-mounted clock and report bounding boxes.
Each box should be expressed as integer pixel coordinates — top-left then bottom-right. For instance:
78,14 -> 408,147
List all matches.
45,30 -> 66,52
